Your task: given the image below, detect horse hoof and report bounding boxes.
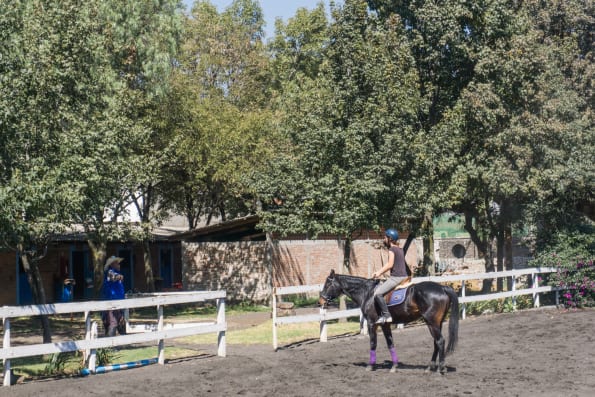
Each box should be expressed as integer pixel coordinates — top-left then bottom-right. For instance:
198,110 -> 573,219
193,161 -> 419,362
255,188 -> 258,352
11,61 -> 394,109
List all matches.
366,364 -> 375,372
390,365 -> 398,373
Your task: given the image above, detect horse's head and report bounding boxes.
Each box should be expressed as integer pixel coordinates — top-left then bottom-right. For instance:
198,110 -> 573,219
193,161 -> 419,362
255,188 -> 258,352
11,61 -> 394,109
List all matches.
319,269 -> 342,308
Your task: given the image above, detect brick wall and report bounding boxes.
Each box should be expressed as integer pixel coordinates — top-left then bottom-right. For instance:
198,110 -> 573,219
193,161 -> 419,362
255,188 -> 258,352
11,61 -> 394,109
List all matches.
182,238 -> 420,303
182,241 -> 272,303
0,251 -> 17,304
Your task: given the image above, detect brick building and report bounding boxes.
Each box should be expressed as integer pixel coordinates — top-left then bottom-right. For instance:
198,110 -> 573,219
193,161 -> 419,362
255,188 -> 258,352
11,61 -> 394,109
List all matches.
180,216 -> 421,303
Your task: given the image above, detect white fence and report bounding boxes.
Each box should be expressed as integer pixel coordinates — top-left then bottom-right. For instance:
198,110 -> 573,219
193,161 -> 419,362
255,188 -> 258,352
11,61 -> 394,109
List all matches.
1,290 -> 226,387
272,267 -> 559,350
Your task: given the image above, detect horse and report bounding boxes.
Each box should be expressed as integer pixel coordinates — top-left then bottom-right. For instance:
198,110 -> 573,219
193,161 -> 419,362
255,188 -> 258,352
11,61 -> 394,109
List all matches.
318,269 -> 459,374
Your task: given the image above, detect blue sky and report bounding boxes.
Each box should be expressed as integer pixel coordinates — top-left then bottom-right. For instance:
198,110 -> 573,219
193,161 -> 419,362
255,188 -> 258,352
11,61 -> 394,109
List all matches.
182,0 -> 340,39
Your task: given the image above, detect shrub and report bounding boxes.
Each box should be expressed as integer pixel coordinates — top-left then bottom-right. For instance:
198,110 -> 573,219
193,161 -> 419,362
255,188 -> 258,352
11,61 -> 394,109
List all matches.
530,229 -> 595,308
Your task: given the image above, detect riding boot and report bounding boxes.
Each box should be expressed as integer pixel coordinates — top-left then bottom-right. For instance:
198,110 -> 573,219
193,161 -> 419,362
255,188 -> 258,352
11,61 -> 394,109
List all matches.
374,295 -> 392,324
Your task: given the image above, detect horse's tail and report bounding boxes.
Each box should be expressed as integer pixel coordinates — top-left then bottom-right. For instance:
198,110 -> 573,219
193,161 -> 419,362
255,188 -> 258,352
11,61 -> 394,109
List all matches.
444,285 -> 459,354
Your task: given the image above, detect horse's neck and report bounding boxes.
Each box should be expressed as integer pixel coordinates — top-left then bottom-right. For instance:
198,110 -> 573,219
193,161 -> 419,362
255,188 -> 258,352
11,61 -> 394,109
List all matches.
337,275 -> 372,307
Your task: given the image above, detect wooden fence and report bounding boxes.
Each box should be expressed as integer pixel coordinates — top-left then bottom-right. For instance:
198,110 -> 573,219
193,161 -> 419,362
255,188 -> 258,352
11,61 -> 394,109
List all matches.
1,290 -> 226,387
272,267 -> 559,350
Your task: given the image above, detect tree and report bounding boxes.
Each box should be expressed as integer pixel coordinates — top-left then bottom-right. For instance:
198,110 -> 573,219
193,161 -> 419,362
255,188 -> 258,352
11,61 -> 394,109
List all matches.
258,0 -> 421,270
159,0 -> 275,228
427,0 -> 593,289
0,0 -> 123,341
367,0 -> 593,284
62,0 -> 183,296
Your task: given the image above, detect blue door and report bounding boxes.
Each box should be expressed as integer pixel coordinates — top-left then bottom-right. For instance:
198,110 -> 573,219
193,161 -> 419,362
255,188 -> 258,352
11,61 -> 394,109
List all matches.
71,249 -> 93,300
159,246 -> 173,289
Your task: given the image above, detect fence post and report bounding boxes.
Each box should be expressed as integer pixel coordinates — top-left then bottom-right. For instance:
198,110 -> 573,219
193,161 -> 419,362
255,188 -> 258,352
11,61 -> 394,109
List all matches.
512,276 -> 517,310
124,308 -> 130,333
461,281 -> 466,320
2,318 -> 10,387
272,290 -> 278,350
157,305 -> 164,365
88,321 -> 98,374
319,307 -> 328,342
532,272 -> 540,308
84,311 -> 91,362
217,298 -> 226,357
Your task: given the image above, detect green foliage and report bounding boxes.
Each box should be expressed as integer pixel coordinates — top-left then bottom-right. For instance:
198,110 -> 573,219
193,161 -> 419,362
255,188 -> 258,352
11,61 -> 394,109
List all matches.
95,348 -> 121,367
158,0 -> 275,226
464,296 -> 534,316
531,228 -> 595,308
259,0 -> 422,239
43,352 -> 73,375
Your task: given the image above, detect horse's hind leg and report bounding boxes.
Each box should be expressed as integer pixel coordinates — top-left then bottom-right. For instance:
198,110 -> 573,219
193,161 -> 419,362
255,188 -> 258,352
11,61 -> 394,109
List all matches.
425,324 -> 446,374
380,324 -> 399,373
426,340 -> 439,373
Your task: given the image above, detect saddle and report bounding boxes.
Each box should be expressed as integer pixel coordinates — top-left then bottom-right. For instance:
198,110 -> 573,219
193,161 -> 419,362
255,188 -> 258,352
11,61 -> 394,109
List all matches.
384,276 -> 413,306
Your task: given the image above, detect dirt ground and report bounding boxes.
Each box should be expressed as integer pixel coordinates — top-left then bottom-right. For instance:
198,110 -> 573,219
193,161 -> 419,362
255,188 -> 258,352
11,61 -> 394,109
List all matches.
4,307 -> 595,397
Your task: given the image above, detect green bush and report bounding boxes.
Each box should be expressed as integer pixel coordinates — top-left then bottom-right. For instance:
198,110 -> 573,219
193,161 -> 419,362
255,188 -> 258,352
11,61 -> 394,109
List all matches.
530,229 -> 595,308
464,295 -> 534,316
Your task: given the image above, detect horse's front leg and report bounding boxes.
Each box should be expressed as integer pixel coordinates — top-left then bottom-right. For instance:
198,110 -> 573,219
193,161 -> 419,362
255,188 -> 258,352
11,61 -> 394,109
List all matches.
367,322 -> 378,371
380,324 -> 399,373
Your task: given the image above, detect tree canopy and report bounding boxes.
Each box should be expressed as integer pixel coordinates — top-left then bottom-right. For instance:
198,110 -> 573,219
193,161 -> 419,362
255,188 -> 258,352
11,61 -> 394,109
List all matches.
1,0 -> 592,303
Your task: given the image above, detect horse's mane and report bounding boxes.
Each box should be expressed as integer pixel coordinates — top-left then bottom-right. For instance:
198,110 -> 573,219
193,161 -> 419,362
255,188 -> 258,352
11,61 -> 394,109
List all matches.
335,273 -> 372,282
335,273 -> 377,289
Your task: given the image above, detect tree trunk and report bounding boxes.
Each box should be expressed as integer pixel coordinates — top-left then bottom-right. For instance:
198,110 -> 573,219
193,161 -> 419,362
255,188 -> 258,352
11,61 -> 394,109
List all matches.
88,240 -> 107,298
505,222 -> 513,291
421,212 -> 434,276
496,230 -> 504,292
338,236 -> 352,322
19,250 -> 52,343
464,211 -> 494,293
143,239 -> 155,293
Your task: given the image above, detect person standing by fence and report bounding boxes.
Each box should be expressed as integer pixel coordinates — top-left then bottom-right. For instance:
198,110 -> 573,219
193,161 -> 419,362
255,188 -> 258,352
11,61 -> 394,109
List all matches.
101,256 -> 126,336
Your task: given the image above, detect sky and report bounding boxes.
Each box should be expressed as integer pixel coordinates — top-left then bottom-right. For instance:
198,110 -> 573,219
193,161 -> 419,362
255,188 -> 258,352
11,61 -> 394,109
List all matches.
182,0 -> 340,40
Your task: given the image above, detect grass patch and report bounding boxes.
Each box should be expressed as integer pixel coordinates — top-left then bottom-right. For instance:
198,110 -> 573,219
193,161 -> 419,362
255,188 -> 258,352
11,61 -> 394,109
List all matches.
131,302 -> 269,320
178,317 -> 362,346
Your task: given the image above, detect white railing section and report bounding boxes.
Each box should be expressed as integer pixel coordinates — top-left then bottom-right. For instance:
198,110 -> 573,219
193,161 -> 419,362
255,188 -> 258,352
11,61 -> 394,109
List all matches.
1,290 -> 226,387
272,267 -> 559,350
272,284 -> 366,350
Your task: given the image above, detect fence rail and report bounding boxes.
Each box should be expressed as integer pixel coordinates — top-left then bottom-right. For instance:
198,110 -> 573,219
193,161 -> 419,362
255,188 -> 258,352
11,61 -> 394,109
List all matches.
1,290 -> 226,387
272,267 -> 559,350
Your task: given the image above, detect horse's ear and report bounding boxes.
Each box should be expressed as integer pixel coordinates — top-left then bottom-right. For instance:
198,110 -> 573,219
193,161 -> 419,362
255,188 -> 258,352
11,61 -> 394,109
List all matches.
330,269 -> 335,276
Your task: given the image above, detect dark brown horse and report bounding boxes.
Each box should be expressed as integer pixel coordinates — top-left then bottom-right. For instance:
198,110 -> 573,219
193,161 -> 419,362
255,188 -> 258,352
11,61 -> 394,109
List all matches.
318,270 -> 459,374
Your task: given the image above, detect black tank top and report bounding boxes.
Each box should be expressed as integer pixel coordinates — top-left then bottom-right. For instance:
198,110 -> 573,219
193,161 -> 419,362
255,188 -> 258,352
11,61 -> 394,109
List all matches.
389,246 -> 408,277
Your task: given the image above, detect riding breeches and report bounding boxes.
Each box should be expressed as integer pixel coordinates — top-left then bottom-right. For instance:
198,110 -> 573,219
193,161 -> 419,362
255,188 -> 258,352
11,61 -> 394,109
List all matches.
375,276 -> 408,296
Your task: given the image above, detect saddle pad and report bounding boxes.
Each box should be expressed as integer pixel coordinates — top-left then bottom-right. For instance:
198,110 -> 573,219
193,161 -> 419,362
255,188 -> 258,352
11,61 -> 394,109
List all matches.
387,288 -> 407,306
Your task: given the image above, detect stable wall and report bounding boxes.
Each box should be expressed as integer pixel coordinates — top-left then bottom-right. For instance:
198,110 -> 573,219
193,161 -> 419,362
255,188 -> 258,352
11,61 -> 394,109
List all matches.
182,238 -> 420,303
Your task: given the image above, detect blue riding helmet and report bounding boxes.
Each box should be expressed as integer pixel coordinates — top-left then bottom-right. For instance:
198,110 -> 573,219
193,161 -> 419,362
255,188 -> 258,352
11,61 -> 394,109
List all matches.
385,228 -> 399,241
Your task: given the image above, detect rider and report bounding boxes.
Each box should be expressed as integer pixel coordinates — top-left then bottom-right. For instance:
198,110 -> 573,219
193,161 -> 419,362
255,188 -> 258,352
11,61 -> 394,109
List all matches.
372,228 -> 409,324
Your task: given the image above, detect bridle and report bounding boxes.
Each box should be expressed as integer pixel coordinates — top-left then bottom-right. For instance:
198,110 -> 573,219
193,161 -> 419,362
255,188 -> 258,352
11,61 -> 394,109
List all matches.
319,276 -> 337,303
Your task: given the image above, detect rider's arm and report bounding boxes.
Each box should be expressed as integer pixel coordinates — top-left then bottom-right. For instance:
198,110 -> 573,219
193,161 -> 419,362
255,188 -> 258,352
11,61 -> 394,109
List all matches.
372,250 -> 395,278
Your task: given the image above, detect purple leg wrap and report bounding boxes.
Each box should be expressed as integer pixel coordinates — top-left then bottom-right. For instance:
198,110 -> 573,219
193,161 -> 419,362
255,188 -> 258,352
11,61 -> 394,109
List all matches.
390,347 -> 398,364
369,350 -> 377,365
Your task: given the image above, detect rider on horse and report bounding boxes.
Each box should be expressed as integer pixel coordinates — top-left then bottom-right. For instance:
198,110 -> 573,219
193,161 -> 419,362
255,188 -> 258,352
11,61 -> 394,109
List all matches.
372,228 -> 409,324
